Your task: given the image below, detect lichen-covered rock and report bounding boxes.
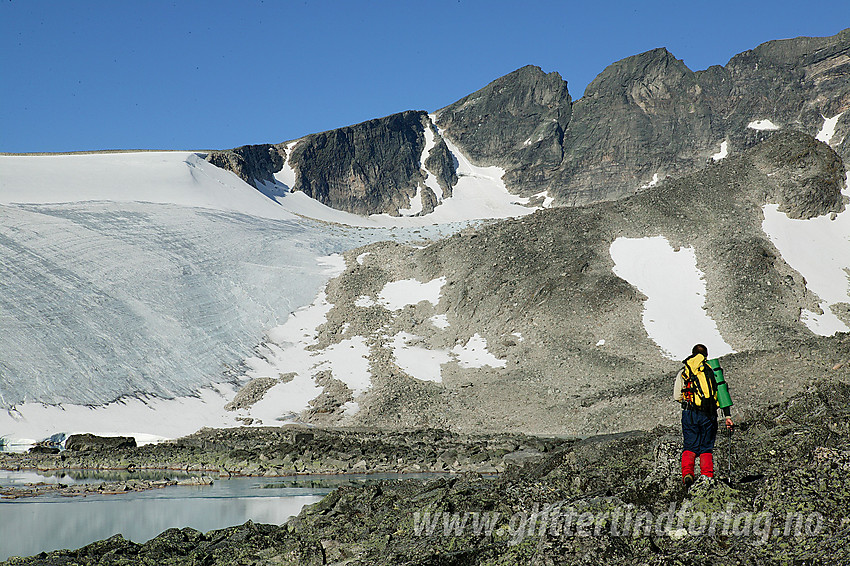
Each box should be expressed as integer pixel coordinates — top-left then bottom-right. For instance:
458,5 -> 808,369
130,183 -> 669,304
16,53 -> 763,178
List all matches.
10,380 -> 850,564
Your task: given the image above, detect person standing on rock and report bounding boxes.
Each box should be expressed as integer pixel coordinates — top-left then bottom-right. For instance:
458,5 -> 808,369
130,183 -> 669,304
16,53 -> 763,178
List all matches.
673,344 -> 734,486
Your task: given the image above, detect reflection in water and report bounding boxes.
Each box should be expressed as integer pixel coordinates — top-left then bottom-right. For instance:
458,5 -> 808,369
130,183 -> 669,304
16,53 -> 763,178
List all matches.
0,476 -> 323,561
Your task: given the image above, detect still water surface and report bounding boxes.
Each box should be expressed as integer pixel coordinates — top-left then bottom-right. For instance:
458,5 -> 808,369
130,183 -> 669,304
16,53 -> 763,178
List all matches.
0,470 -> 411,561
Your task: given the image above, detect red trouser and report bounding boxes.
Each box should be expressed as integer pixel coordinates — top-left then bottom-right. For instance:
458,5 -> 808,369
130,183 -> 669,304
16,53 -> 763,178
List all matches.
681,450 -> 714,478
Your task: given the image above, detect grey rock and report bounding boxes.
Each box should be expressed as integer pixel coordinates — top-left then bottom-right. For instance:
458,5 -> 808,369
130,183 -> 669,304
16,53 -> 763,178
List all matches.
204,144 -> 286,191
289,110 -> 457,215
435,29 -> 850,207
224,375 -> 287,411
435,64 -> 571,190
64,433 -> 136,452
309,131 -> 847,436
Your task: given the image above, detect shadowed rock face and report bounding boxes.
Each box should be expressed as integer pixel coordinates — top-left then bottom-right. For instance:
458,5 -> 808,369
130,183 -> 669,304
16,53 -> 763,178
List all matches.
289,111 -> 428,216
204,144 -> 286,189
288,111 -> 458,216
435,65 -> 571,185
205,113 -> 458,216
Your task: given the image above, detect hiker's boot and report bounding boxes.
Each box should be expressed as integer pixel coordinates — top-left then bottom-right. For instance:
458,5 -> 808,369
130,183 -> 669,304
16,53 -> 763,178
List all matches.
683,473 -> 695,488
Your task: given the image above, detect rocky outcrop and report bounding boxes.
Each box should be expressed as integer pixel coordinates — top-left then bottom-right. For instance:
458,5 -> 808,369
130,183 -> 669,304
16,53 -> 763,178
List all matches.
435,65 -> 571,192
64,433 -> 137,452
0,427 -> 568,478
704,27 -> 850,161
204,144 -> 286,190
422,120 -> 458,199
289,111 -> 458,216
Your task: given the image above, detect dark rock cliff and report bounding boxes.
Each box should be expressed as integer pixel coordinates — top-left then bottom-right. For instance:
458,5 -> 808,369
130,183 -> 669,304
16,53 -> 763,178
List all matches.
289,111 -> 426,216
288,111 -> 459,216
204,143 -> 286,189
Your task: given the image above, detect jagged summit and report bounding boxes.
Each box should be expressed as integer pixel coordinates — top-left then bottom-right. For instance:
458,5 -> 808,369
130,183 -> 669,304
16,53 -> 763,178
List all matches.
204,28 -> 849,217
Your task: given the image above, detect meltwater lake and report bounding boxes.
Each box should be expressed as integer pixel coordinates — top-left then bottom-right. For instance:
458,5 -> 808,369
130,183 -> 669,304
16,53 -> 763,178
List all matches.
0,470 -> 421,561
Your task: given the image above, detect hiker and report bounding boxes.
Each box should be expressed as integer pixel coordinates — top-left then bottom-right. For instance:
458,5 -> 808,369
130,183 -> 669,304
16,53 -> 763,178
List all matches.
673,344 -> 734,486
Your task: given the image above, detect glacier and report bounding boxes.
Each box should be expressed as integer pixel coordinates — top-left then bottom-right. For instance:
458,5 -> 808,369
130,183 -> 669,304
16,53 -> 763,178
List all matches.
0,152 -> 452,411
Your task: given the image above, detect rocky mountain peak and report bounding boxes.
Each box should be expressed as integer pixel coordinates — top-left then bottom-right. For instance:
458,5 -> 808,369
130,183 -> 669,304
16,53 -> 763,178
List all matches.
435,65 -> 571,170
203,29 -> 849,216
582,47 -> 694,101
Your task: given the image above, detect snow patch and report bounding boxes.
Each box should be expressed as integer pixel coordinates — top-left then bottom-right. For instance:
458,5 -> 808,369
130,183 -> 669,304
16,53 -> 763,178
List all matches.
430,314 -> 450,329
641,173 -> 660,189
398,186 -> 424,216
533,190 -> 555,208
378,277 -> 446,310
816,113 -> 843,145
761,174 -> 850,336
355,295 -> 377,308
748,119 -> 780,131
275,140 -> 300,189
596,339 -> 606,347
389,332 -> 451,382
711,140 -> 729,162
420,124 -> 444,200
451,334 -> 507,369
316,336 -> 372,396
609,236 -> 735,360
356,252 -> 372,265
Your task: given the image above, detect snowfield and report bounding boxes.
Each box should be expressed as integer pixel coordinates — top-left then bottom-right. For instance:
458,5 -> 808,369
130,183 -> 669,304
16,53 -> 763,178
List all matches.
761,173 -> 850,336
0,152 -> 295,220
610,236 -> 735,360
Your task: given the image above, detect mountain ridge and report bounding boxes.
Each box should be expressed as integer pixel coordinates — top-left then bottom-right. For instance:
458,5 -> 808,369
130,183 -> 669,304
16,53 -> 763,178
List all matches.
204,28 -> 849,216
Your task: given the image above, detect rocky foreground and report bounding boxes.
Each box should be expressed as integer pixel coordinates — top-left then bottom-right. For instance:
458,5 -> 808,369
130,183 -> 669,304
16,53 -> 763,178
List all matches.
3,377 -> 850,565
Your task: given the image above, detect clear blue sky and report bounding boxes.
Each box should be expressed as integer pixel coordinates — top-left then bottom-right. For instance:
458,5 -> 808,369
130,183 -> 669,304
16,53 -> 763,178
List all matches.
2,0 -> 848,153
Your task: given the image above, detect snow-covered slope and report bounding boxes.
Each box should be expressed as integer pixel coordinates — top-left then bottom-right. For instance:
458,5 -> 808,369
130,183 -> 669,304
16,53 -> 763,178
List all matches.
0,146 -> 537,446
0,152 -> 295,220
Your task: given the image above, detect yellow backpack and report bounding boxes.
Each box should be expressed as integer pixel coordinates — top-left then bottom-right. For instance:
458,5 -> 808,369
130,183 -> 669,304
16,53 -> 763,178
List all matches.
675,353 -> 717,410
